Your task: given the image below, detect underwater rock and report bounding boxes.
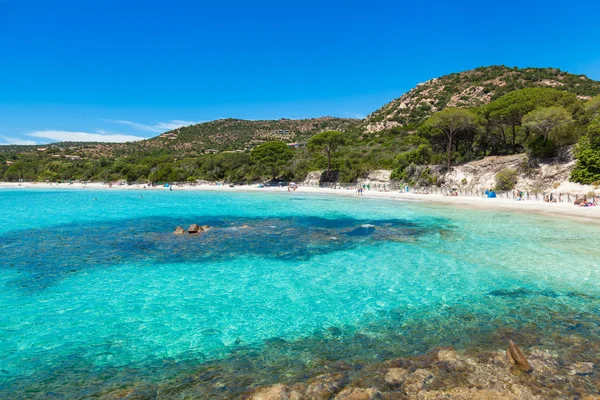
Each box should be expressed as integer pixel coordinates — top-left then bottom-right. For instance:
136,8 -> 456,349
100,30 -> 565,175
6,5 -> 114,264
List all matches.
305,373 -> 348,399
334,387 -> 382,400
417,387 -> 523,399
384,368 -> 408,385
507,340 -> 532,372
174,226 -> 186,235
402,369 -> 433,395
437,349 -> 459,363
250,384 -> 302,400
569,362 -> 594,376
201,225 -> 211,231
187,224 -> 202,234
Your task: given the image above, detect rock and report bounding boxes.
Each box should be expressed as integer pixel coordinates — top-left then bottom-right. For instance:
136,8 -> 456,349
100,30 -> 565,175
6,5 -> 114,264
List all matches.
568,362 -> 594,376
507,340 -> 532,372
437,349 -> 459,363
240,224 -> 251,229
251,384 -> 290,400
384,368 -> 408,385
335,387 -> 382,400
402,369 -> 433,395
174,226 -> 186,235
417,387 -> 522,399
201,225 -> 210,231
305,373 -> 347,399
188,224 -> 203,234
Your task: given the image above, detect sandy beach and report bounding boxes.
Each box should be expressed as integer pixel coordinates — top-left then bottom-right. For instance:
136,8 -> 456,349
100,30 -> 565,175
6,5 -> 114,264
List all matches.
2,181 -> 599,223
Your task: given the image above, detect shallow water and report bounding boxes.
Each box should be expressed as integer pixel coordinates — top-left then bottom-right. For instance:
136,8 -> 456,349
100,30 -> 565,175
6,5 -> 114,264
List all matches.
1,188 -> 599,398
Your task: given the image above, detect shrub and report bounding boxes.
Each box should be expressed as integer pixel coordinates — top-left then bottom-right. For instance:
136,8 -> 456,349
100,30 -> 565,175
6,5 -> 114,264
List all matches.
495,169 -> 519,191
526,135 -> 558,158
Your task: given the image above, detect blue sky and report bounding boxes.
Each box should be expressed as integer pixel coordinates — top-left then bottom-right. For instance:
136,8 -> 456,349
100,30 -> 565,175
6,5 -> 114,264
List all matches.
1,0 -> 599,144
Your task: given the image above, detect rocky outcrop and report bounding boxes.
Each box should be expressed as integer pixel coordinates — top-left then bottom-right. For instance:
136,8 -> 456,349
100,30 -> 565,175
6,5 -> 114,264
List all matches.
240,341 -> 600,400
173,226 -> 186,235
357,170 -> 392,189
187,224 -> 202,234
507,340 -> 533,372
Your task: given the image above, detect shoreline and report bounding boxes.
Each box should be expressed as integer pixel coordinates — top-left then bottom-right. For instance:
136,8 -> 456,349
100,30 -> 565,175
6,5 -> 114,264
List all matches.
2,181 -> 599,223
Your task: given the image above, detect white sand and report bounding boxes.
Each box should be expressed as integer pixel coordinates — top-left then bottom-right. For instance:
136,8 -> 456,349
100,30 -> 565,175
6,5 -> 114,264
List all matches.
2,181 -> 599,223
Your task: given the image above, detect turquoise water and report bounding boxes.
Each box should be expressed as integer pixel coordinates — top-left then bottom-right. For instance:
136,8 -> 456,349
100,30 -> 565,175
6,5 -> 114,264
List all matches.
1,188 -> 600,398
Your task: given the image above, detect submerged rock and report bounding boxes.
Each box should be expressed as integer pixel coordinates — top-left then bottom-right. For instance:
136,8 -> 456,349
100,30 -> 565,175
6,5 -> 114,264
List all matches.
335,387 -> 382,399
250,384 -> 302,400
507,340 -> 532,372
403,369 -> 433,395
384,368 -> 408,385
569,362 -> 594,376
201,225 -> 211,231
437,349 -> 459,363
418,387 -> 524,399
305,373 -> 348,399
174,226 -> 186,235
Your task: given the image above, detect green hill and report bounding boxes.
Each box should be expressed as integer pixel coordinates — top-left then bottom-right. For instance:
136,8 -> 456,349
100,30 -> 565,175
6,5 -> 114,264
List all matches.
365,65 -> 600,132
109,117 -> 360,157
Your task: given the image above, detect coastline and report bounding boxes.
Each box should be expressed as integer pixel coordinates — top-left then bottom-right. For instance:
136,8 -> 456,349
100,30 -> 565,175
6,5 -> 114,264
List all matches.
2,181 -> 599,223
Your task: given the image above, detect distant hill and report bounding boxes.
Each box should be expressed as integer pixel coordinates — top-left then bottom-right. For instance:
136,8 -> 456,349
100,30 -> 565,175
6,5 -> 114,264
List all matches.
3,65 -> 600,160
107,117 -> 360,157
364,65 -> 600,132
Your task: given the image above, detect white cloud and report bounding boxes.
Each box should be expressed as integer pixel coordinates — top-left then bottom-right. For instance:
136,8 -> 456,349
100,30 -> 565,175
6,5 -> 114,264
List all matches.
0,136 -> 37,145
106,119 -> 202,133
28,130 -> 146,143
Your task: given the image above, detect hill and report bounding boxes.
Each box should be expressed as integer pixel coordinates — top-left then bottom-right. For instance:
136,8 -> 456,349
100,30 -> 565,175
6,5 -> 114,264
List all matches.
109,117 -> 359,157
365,65 -> 600,132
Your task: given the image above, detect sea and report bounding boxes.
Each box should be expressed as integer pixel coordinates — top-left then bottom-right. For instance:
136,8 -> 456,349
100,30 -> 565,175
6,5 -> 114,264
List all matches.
0,188 -> 599,398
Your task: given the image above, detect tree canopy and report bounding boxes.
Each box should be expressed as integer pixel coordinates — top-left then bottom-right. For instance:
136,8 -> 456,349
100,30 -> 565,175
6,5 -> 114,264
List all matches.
307,130 -> 345,176
522,106 -> 573,141
420,108 -> 477,168
250,141 -> 294,180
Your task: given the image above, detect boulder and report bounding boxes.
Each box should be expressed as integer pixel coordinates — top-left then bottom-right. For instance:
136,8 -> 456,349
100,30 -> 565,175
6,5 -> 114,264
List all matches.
174,226 -> 186,235
201,225 -> 210,231
402,369 -> 433,395
437,349 -> 459,363
188,224 -> 202,234
335,387 -> 382,400
305,373 -> 348,399
384,368 -> 408,385
568,362 -> 594,376
507,340 -> 532,372
251,384 -> 290,400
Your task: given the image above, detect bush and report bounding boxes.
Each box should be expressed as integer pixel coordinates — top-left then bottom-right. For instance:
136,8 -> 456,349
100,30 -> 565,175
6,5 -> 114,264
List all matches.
526,135 -> 558,158
495,169 -> 519,191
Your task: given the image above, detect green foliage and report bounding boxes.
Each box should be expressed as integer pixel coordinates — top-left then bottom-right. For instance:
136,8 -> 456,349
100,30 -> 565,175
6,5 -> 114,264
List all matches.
307,130 -> 346,175
585,96 -> 600,116
521,106 -> 573,141
250,141 -> 294,180
495,169 -> 519,191
571,117 -> 600,184
421,108 -> 477,168
526,135 -> 558,158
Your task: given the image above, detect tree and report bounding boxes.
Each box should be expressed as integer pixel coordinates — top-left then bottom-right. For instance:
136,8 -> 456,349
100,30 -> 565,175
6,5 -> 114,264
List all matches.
421,108 -> 477,169
307,130 -> 346,177
586,95 -> 600,116
483,88 -> 579,153
522,106 -> 573,142
571,116 -> 600,184
250,141 -> 294,180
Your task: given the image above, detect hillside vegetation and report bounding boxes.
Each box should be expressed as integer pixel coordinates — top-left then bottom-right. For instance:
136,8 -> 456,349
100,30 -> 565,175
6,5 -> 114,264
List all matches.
110,117 -> 359,157
1,65 -> 600,187
365,66 -> 600,132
